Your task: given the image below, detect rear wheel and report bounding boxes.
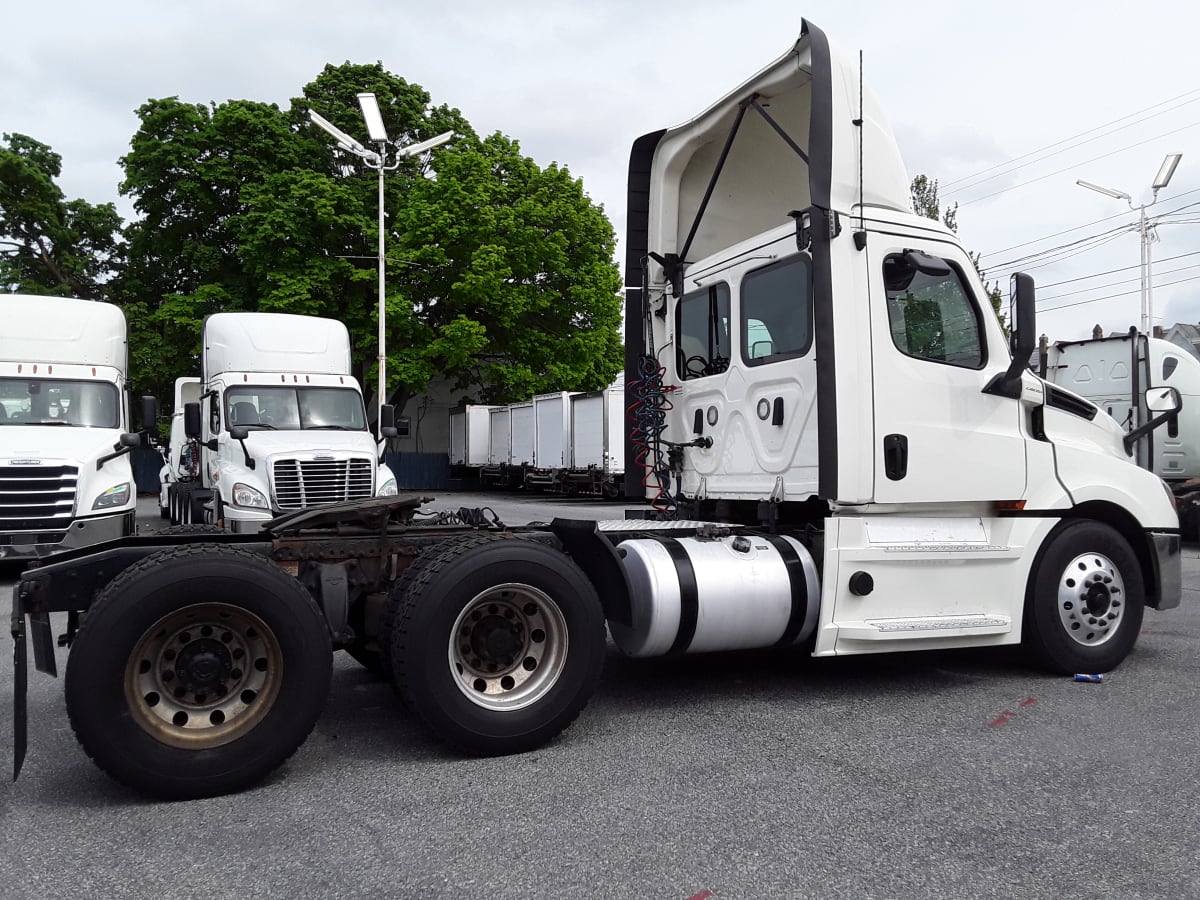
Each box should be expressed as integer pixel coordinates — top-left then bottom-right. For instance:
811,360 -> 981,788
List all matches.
391,535 -> 605,755
1023,520 -> 1145,674
65,544 -> 332,799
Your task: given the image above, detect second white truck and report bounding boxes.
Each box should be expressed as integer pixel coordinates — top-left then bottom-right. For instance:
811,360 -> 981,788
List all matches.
177,312 -> 397,531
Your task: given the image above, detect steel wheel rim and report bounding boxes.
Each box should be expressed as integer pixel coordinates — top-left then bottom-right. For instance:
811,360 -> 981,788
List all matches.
447,583 -> 568,711
125,603 -> 283,749
1056,551 -> 1125,648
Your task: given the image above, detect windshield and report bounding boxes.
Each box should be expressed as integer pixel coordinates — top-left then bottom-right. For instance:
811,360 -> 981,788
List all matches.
0,378 -> 121,428
224,386 -> 367,431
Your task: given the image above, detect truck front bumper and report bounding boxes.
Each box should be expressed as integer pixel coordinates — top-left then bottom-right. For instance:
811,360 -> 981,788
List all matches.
1147,531 -> 1182,610
0,510 -> 135,561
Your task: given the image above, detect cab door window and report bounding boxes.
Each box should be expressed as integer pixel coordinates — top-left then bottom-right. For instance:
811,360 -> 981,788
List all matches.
677,283 -> 731,380
740,256 -> 812,366
883,254 -> 985,368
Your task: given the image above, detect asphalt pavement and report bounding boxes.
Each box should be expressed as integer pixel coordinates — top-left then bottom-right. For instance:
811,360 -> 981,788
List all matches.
1,494 -> 1198,899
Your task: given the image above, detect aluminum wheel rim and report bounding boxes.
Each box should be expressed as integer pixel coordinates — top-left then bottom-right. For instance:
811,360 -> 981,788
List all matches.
447,583 -> 568,712
125,603 -> 283,749
1056,551 -> 1125,648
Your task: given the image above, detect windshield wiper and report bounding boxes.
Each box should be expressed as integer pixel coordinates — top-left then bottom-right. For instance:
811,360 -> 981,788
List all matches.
34,419 -> 78,426
305,424 -> 354,431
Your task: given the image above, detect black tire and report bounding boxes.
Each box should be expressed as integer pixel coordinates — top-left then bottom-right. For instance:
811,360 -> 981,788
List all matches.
390,535 -> 605,756
1023,520 -> 1145,674
65,544 -> 332,800
158,494 -> 169,520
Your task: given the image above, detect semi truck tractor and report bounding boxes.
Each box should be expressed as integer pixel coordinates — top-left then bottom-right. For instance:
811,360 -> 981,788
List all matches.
11,21 -> 1181,799
0,295 -> 144,560
172,312 -> 398,531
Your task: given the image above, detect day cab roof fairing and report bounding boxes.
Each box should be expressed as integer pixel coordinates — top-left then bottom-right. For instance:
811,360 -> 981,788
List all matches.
623,19 -> 911,500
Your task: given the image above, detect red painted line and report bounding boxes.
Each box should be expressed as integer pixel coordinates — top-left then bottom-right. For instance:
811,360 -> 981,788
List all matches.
1019,697 -> 1037,707
687,892 -> 714,900
989,714 -> 1011,727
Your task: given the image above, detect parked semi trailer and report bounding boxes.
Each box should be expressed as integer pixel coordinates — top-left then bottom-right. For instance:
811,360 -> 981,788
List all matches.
11,21 -> 1181,799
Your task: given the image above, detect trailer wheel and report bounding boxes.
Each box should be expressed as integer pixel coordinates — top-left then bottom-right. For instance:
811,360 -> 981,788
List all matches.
391,535 -> 605,756
1023,520 -> 1145,674
65,544 -> 332,800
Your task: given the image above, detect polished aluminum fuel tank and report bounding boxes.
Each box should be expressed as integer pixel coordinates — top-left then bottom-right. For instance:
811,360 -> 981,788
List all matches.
610,533 -> 819,657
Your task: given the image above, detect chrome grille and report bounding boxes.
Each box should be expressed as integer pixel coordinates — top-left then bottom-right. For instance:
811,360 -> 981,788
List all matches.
0,465 -> 78,532
271,457 -> 374,510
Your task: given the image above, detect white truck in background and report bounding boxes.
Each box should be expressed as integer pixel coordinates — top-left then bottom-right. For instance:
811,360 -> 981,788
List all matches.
157,377 -> 202,522
0,295 -> 147,559
12,21 -> 1184,800
176,312 -> 398,532
1039,330 -> 1200,534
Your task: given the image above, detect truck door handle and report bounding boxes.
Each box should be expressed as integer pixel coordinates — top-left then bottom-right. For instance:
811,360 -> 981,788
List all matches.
884,433 -> 908,481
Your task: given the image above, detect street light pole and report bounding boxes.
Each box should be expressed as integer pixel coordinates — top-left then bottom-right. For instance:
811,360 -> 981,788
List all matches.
307,97 -> 453,433
1076,153 -> 1183,335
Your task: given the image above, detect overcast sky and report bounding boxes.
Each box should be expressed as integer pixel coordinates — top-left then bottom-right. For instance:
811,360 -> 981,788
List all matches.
4,0 -> 1198,343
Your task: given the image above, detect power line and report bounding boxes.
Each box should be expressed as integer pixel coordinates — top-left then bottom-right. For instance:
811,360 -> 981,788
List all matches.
1039,272 -> 1200,313
1037,262 -> 1200,303
1036,249 -> 1200,289
978,185 -> 1200,261
987,225 -> 1132,272
957,120 -> 1200,207
944,91 -> 1200,197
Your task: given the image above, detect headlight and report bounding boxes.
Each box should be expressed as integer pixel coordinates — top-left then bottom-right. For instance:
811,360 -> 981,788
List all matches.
232,482 -> 269,509
377,478 -> 398,497
92,482 -> 131,510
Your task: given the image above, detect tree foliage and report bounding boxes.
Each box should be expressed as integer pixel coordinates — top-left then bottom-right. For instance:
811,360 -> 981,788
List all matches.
110,62 -> 623,412
0,133 -> 122,298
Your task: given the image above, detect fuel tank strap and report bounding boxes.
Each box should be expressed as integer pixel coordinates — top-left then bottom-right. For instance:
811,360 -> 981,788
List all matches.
648,536 -> 699,654
761,534 -> 810,647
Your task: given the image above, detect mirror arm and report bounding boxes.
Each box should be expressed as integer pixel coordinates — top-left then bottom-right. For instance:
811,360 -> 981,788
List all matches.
1124,410 -> 1179,454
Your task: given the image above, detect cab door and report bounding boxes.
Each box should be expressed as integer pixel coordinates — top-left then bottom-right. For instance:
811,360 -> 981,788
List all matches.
867,233 -> 1027,504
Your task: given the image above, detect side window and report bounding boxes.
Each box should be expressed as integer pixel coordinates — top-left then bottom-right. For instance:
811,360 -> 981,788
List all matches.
883,253 -> 984,368
677,283 -> 731,380
1163,356 -> 1179,380
740,256 -> 812,366
209,394 -> 221,433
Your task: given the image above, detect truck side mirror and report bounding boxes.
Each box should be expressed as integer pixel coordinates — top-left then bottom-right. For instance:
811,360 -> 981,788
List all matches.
184,401 -> 201,439
379,404 -> 398,439
1124,384 -> 1183,454
140,396 -> 159,432
1146,385 -> 1182,415
983,272 -> 1036,400
1009,272 -> 1036,362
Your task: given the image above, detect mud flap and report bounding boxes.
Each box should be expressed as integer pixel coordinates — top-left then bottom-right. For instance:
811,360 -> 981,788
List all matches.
12,606 -> 27,782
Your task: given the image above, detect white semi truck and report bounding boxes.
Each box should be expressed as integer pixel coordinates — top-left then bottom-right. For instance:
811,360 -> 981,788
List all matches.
0,295 -> 146,560
12,21 -> 1181,800
172,312 -> 398,531
157,377 -> 201,522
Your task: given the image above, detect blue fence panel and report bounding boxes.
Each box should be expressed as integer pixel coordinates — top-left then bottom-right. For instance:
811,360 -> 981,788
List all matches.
384,452 -> 451,490
132,446 -> 165,494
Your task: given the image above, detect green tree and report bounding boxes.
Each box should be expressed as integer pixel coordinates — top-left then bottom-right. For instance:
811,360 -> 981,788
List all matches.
0,133 -> 123,298
910,174 -> 1004,323
115,62 -> 623,414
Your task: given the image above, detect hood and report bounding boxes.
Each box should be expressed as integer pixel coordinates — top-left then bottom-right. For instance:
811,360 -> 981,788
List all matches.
0,424 -> 125,465
233,428 -> 377,459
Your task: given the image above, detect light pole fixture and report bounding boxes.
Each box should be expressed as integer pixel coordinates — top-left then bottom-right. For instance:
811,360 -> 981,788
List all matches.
308,95 -> 454,433
1076,152 -> 1183,334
